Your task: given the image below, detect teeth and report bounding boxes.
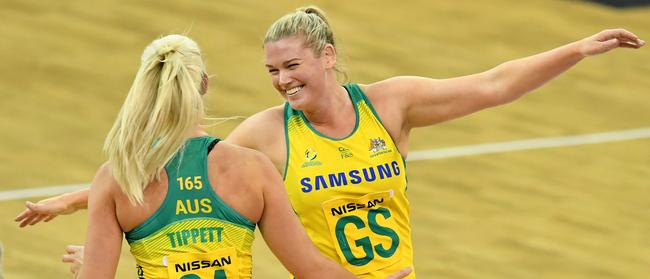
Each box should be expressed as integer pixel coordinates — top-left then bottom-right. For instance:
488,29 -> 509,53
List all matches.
285,86 -> 303,96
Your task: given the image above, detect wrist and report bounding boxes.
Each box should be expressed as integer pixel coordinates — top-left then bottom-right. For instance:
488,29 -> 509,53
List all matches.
570,40 -> 589,59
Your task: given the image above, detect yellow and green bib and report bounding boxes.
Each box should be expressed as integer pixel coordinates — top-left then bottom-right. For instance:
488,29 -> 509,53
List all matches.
283,84 -> 415,278
125,137 -> 255,279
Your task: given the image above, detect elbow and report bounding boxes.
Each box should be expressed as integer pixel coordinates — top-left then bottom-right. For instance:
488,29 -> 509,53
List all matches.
492,88 -> 523,106
479,84 -> 514,108
482,61 -> 541,107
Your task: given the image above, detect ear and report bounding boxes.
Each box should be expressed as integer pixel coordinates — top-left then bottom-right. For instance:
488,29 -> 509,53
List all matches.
321,43 -> 337,69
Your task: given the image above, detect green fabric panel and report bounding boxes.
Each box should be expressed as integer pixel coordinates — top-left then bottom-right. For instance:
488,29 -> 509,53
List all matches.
126,136 -> 255,243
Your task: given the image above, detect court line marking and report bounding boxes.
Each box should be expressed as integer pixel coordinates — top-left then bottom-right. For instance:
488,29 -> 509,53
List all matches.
408,127 -> 650,161
1,127 -> 649,201
0,184 -> 89,201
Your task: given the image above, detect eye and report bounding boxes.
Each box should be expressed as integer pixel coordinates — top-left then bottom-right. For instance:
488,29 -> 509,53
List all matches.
268,69 -> 279,75
288,63 -> 299,69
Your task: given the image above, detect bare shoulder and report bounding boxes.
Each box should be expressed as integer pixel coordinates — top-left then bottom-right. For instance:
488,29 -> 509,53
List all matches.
358,79 -> 409,121
208,141 -> 275,178
206,141 -> 276,222
92,163 -> 122,196
208,142 -> 276,184
224,105 -> 287,171
94,162 -> 143,208
364,76 -> 434,98
245,105 -> 284,126
225,105 -> 284,149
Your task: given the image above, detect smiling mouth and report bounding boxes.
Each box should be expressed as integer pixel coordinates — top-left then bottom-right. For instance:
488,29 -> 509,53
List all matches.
285,86 -> 304,97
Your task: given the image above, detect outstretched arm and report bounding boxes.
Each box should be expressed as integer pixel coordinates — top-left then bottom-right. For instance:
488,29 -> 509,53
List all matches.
368,29 -> 644,133
15,188 -> 90,227
76,165 -> 122,279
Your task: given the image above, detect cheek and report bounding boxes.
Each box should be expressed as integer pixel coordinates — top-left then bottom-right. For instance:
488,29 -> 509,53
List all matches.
271,77 -> 283,91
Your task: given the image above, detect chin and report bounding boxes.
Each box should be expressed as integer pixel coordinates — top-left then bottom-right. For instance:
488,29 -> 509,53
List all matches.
286,95 -> 308,111
287,99 -> 304,110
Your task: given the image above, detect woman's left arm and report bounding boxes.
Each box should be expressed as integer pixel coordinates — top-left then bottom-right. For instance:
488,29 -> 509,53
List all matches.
368,29 -> 644,131
76,165 -> 123,279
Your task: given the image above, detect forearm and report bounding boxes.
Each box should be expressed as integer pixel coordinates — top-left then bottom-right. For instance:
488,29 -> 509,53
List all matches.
298,256 -> 356,279
488,41 -> 585,104
262,220 -> 356,279
62,188 -> 90,210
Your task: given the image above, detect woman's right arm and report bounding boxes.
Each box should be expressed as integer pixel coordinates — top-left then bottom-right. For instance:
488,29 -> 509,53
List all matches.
14,187 -> 90,227
76,164 -> 122,279
224,107 -> 286,169
247,151 -> 357,279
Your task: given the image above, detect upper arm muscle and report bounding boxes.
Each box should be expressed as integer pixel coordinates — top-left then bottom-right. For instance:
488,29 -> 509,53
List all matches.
78,166 -> 123,279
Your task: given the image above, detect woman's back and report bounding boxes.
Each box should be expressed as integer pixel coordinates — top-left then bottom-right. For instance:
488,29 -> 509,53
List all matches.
109,137 -> 265,278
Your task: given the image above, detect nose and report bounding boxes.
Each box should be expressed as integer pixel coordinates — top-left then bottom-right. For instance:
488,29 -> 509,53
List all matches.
278,70 -> 292,88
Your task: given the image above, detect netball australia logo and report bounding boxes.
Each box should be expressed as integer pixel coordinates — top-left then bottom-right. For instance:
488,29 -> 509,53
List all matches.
338,147 -> 353,159
301,147 -> 323,168
369,138 -> 392,158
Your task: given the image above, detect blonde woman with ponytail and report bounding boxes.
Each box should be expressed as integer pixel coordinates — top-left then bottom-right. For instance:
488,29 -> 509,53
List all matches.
73,34 -> 362,279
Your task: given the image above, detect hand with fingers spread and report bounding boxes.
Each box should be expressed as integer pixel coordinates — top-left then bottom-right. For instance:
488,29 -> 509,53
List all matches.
62,245 -> 84,276
14,189 -> 88,228
579,28 -> 645,57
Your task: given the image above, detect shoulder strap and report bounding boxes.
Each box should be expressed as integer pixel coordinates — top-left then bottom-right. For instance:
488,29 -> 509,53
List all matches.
343,83 -> 364,105
165,137 -> 217,200
344,82 -> 386,126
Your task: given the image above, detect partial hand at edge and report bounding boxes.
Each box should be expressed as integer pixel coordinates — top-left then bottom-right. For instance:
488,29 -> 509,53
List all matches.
579,28 -> 645,57
62,245 -> 84,276
14,194 -> 81,227
385,267 -> 413,279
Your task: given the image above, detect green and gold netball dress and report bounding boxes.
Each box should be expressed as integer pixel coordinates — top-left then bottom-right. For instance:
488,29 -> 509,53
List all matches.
284,84 -> 414,278
125,137 -> 255,279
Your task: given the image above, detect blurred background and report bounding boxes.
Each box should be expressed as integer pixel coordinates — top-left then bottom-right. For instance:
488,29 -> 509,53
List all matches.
0,0 -> 648,278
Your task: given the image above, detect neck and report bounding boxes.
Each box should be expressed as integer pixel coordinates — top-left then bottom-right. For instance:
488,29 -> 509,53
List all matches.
301,84 -> 357,140
189,126 -> 208,138
302,84 -> 349,125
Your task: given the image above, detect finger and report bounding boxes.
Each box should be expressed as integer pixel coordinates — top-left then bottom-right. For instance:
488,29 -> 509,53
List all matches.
18,214 -> 39,228
618,38 -> 645,48
600,38 -> 620,49
66,245 -> 84,253
28,214 -> 47,226
606,30 -> 645,47
619,41 -> 642,49
621,43 -> 642,48
386,267 -> 412,279
43,215 -> 57,222
14,209 -> 33,222
62,254 -> 76,263
603,28 -> 638,40
614,29 -> 638,40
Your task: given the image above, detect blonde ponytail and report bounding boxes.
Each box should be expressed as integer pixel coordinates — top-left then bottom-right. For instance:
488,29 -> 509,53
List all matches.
104,34 -> 206,204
